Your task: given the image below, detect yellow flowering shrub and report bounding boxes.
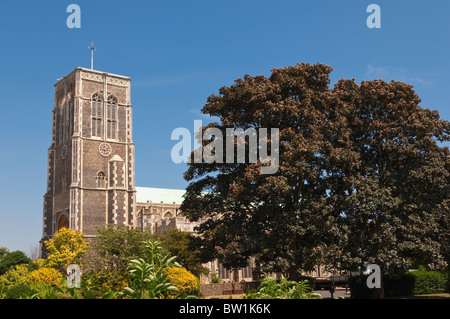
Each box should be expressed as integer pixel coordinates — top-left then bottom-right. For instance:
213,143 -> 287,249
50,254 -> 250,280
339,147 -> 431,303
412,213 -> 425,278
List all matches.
33,259 -> 46,268
28,267 -> 63,286
44,227 -> 89,270
164,267 -> 200,298
0,264 -> 30,291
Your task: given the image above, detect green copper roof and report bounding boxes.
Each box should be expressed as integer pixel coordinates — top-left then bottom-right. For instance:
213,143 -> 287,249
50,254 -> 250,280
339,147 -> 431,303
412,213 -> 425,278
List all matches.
136,187 -> 186,204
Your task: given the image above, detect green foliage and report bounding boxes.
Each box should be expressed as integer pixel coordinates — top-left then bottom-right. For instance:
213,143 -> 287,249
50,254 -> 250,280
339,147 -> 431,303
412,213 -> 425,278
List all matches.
0,247 -> 9,260
0,238 -> 206,299
181,62 -> 450,277
0,251 -> 31,276
210,273 -> 222,283
244,273 -> 322,299
87,224 -> 156,272
122,241 -> 182,299
350,270 -> 450,298
157,229 -> 209,277
347,275 -> 374,299
81,269 -> 130,295
3,283 -> 34,299
28,285 -> 66,299
298,275 -> 316,290
0,264 -> 31,295
44,228 -> 89,270
405,271 -> 449,295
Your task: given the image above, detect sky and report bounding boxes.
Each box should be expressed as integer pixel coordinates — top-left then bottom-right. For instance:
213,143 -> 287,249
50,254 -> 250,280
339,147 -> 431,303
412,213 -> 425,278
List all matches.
0,0 -> 448,254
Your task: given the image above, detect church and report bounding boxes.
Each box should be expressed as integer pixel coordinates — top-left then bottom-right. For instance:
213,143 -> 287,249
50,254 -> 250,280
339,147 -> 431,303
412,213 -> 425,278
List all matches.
39,67 -> 254,282
40,67 -> 330,283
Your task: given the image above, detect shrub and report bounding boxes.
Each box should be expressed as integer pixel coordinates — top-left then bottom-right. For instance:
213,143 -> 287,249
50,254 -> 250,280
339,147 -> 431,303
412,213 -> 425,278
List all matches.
349,270 -> 450,298
82,269 -> 130,293
158,229 -> 209,277
0,264 -> 31,293
348,275 -> 373,299
44,228 -> 89,270
383,274 -> 415,297
122,241 -> 181,299
210,273 -> 222,283
384,271 -> 449,297
28,268 -> 63,286
244,273 -> 322,299
298,275 -> 316,290
0,251 -> 31,276
407,270 -> 449,295
4,283 -> 34,299
89,225 -> 156,272
164,266 -> 200,298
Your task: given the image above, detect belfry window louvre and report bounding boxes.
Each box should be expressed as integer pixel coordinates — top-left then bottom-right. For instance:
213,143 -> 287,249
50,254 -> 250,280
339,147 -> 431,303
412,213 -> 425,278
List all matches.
91,93 -> 103,138
106,94 -> 118,140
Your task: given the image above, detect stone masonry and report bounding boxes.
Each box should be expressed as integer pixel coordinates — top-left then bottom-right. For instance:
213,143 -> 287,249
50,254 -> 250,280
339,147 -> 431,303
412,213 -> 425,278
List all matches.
41,67 -> 136,255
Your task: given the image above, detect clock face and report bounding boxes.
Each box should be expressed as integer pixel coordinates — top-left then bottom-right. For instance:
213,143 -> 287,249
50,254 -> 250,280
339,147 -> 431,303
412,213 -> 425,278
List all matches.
99,143 -> 112,157
61,145 -> 68,160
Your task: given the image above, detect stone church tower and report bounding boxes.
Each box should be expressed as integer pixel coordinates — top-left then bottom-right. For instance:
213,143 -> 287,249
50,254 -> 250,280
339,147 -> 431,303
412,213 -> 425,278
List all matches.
41,67 -> 136,252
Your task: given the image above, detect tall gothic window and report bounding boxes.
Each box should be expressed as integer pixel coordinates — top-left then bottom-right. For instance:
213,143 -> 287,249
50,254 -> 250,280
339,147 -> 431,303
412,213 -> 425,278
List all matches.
218,262 -> 230,279
91,93 -> 103,138
106,95 -> 118,140
97,171 -> 106,188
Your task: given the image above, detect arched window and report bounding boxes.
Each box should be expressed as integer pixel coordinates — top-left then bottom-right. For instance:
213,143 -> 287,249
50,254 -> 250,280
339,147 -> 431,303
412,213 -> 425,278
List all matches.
57,214 -> 69,231
97,171 -> 106,188
91,92 -> 103,137
106,95 -> 118,140
164,211 -> 173,218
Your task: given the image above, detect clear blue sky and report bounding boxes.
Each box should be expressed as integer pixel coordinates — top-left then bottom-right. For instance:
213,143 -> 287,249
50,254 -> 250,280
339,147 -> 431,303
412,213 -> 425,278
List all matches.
0,0 -> 448,254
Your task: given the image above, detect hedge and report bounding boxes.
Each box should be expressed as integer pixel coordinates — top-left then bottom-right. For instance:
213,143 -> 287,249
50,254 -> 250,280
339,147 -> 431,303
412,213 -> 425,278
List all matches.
349,270 -> 449,298
405,271 -> 449,295
298,275 -> 316,290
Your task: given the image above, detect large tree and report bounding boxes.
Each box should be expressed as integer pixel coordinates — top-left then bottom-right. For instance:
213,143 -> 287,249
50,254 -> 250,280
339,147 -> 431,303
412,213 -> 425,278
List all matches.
329,79 -> 449,275
180,63 -> 449,282
182,63 -> 344,280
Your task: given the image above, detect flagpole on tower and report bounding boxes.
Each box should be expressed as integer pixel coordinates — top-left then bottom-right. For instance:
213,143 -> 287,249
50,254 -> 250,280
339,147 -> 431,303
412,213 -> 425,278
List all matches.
89,42 -> 96,70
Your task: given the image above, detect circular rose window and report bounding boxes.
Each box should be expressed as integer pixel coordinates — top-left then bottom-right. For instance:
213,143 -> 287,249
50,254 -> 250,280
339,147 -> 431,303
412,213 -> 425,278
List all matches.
99,143 -> 112,157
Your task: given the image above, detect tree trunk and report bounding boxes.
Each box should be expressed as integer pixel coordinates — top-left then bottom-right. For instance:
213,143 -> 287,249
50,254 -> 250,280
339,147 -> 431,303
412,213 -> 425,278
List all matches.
373,273 -> 384,299
287,267 -> 299,281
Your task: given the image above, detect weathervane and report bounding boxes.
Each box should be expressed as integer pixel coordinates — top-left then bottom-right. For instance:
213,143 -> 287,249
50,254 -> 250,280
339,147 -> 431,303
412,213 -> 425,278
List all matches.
89,42 -> 96,70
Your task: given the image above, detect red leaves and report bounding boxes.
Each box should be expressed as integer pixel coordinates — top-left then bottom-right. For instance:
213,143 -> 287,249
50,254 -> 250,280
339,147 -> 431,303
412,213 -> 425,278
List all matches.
181,62 -> 450,274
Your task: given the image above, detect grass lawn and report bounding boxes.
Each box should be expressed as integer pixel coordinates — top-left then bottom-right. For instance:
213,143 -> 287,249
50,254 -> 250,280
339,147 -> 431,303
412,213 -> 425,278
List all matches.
388,293 -> 450,299
401,293 -> 450,299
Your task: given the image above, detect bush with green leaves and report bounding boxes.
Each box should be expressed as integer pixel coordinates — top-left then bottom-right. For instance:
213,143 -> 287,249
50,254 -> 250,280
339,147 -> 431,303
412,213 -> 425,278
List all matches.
210,274 -> 222,283
157,229 -> 209,277
348,275 -> 373,299
122,241 -> 183,299
244,274 -> 322,299
350,270 -> 450,298
0,251 -> 31,276
298,275 -> 316,290
81,269 -> 130,296
164,266 -> 201,299
87,224 -> 156,272
3,283 -> 34,299
403,270 -> 449,295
